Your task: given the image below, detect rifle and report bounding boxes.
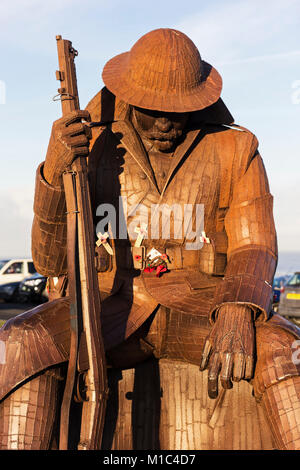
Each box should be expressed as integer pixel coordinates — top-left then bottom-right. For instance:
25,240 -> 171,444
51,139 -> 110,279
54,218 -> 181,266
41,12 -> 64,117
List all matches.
55,35 -> 108,450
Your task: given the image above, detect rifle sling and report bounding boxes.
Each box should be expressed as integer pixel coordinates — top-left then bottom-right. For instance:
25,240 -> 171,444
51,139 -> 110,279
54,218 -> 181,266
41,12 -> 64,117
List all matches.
59,169 -> 82,450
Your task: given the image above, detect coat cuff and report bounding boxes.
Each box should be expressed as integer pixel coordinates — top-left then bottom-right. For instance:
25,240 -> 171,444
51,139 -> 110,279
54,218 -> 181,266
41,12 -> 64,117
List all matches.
33,162 -> 66,224
209,247 -> 277,323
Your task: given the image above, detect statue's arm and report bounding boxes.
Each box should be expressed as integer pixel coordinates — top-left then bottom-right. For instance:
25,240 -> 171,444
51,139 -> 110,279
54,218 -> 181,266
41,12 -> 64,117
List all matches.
31,162 -> 68,277
211,150 -> 277,321
201,139 -> 277,397
31,111 -> 91,277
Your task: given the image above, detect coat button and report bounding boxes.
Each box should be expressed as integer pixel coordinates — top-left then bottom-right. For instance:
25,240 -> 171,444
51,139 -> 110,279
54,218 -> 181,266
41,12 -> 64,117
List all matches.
139,172 -> 147,179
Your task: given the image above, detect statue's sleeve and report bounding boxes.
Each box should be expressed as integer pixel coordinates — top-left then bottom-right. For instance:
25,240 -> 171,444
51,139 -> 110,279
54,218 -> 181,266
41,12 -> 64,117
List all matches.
31,162 -> 67,277
210,144 -> 277,322
31,124 -> 107,277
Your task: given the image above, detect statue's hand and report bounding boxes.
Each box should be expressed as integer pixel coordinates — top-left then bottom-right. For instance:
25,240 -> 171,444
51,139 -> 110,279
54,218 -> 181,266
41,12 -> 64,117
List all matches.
43,110 -> 92,186
200,304 -> 255,399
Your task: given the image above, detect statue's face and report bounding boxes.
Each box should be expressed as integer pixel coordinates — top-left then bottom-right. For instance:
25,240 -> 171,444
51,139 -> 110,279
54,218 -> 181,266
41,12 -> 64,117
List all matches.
131,106 -> 189,152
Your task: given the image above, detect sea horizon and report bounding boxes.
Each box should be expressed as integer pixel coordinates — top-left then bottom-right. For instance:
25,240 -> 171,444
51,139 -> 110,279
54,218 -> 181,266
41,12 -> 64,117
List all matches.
276,251 -> 300,277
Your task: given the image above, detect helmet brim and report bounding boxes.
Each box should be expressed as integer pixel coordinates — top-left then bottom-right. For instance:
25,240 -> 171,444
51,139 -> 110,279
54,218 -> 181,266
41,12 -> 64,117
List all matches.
102,51 -> 222,113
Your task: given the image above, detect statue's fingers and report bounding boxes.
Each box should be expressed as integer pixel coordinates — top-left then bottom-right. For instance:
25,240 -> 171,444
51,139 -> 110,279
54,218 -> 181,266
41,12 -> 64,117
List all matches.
244,355 -> 254,380
233,352 -> 246,382
208,352 -> 221,399
69,134 -> 90,149
220,353 -> 233,390
72,146 -> 89,158
63,110 -> 91,126
200,339 -> 212,371
62,122 -> 92,139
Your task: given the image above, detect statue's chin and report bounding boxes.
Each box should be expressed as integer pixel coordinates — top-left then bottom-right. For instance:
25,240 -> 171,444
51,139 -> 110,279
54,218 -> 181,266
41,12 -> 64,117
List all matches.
152,139 -> 176,152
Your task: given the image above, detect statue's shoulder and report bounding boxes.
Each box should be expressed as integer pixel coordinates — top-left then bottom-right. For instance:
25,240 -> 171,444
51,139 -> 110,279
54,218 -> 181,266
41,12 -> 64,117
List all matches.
197,123 -> 260,203
85,87 -> 131,148
203,123 -> 258,146
85,87 -> 129,123
201,123 -> 259,171
224,123 -> 258,147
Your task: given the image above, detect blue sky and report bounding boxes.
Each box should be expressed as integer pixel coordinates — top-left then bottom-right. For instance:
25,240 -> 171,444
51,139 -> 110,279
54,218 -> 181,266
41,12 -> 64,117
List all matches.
0,0 -> 299,258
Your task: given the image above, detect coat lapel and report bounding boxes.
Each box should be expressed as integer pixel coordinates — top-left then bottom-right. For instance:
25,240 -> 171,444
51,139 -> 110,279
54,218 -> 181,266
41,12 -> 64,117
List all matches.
160,128 -> 204,196
111,120 -> 159,193
111,120 -> 205,197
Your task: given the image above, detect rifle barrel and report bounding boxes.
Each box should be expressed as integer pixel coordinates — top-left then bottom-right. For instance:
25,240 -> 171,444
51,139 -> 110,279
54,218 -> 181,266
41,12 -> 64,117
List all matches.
55,35 -> 108,450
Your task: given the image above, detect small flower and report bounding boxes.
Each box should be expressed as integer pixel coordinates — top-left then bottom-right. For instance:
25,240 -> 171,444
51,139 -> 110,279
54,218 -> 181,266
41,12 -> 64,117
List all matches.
144,266 -> 155,273
156,265 -> 167,277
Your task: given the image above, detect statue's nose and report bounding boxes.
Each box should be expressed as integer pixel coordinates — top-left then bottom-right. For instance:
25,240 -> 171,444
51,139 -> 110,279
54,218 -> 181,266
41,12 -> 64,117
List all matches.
156,118 -> 172,132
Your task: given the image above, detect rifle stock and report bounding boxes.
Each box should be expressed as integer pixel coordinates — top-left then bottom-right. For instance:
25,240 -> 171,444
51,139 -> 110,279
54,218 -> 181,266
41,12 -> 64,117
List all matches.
55,35 -> 108,450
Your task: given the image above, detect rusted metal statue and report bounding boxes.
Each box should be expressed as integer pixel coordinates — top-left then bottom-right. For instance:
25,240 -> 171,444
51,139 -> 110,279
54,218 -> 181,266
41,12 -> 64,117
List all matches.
1,28 -> 300,450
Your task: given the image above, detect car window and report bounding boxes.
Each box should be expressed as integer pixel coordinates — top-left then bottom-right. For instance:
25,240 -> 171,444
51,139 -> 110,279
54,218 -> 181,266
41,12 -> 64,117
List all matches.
273,277 -> 288,288
3,262 -> 24,275
0,260 -> 9,270
287,273 -> 300,286
28,262 -> 37,274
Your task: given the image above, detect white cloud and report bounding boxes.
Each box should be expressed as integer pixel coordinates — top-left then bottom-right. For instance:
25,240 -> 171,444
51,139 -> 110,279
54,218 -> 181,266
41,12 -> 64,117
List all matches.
218,49 -> 300,67
176,0 -> 300,65
0,0 -> 104,54
0,0 -> 79,24
0,187 -> 33,258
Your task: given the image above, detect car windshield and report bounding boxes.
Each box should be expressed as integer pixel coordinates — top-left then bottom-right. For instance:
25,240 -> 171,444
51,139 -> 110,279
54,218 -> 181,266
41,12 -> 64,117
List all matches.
0,260 -> 9,270
287,273 -> 300,286
273,276 -> 290,288
273,278 -> 282,288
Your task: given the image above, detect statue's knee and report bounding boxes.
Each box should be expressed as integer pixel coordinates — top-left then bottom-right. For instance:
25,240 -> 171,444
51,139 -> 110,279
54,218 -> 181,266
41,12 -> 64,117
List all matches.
0,297 -> 70,402
0,302 -> 48,351
0,365 -> 65,450
253,320 -> 300,400
0,297 -> 69,355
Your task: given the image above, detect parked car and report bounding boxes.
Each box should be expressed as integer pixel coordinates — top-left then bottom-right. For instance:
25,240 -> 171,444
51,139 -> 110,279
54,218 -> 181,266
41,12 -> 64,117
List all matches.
278,272 -> 300,318
0,281 -> 22,302
0,259 -> 37,286
18,272 -> 48,304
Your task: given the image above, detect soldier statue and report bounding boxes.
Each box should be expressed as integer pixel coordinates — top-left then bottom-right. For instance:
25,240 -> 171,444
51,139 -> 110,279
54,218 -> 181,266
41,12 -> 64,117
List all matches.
1,28 -> 300,450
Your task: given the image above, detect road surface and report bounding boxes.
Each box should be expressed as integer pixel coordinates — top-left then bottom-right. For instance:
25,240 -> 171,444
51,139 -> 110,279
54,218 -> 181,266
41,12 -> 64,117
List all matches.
0,300 -> 38,322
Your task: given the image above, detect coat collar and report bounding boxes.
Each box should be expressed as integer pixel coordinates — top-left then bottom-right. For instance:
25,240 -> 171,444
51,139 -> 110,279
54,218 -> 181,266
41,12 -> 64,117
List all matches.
160,128 -> 203,195
110,120 -> 203,195
111,120 -> 158,192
